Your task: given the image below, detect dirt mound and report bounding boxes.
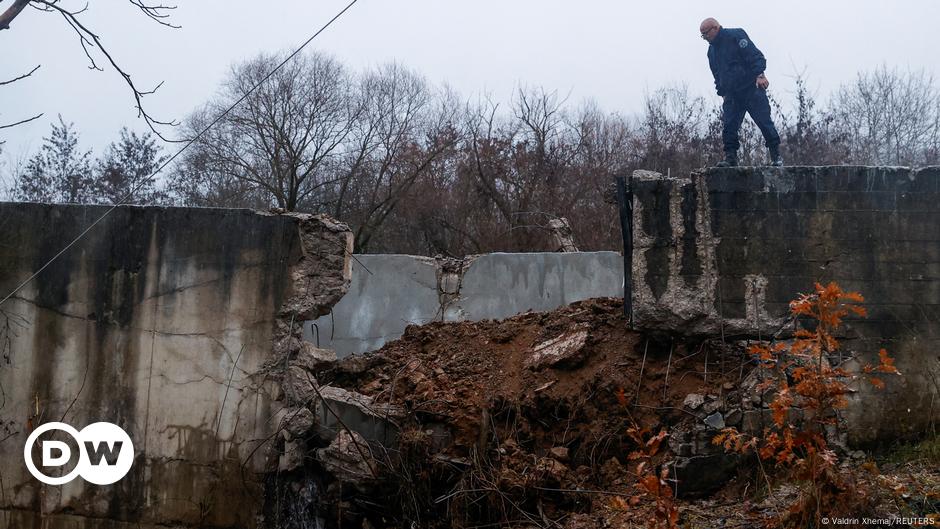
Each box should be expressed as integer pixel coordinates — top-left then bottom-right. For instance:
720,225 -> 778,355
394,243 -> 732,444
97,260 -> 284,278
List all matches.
305,298 -> 747,528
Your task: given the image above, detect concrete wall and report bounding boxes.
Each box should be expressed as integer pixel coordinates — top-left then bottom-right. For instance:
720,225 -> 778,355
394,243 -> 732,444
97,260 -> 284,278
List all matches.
307,252 -> 624,356
0,203 -> 351,528
630,166 -> 940,444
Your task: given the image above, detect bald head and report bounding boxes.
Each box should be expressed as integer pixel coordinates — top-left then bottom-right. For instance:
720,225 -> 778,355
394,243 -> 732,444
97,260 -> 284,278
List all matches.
700,18 -> 721,42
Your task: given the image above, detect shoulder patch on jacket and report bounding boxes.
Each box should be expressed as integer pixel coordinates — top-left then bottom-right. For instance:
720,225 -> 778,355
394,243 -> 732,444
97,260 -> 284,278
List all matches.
739,38 -> 749,48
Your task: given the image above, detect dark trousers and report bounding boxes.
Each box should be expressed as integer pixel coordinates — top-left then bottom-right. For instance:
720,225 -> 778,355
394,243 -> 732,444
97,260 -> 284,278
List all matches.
721,86 -> 780,158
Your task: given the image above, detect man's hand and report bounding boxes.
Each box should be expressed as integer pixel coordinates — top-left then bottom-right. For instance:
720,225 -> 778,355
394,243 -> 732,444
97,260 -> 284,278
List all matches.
756,73 -> 770,90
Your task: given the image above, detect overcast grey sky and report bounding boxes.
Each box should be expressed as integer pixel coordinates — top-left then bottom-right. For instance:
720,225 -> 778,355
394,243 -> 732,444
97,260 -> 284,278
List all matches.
2,0 -> 939,164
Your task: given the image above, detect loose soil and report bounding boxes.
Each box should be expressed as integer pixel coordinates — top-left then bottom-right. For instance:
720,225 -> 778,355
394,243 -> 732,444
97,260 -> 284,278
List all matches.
300,298 -> 938,528
315,298 -> 745,528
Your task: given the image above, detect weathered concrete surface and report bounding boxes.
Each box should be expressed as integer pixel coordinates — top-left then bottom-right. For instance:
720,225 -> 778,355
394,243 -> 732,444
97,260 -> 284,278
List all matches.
308,252 -> 624,356
449,252 -> 624,321
304,254 -> 441,354
631,167 -> 940,445
0,203 -> 351,528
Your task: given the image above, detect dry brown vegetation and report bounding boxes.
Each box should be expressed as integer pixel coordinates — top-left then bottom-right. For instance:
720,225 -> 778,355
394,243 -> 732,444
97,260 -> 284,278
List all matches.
10,55 -> 940,256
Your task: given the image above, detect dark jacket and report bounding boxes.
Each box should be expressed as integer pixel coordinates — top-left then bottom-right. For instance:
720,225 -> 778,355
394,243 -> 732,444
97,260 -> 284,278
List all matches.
707,27 -> 766,97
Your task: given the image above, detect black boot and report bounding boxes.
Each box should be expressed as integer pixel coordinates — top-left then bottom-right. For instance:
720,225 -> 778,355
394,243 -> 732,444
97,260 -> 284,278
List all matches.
716,155 -> 737,167
769,147 -> 784,167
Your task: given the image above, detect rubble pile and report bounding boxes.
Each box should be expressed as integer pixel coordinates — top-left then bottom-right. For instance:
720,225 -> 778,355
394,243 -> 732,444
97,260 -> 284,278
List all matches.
263,298 -> 775,528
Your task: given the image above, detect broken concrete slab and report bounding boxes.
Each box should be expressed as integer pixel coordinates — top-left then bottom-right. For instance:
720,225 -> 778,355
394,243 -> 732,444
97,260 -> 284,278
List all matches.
316,430 -> 376,485
281,366 -> 318,406
672,453 -> 741,497
548,217 -> 579,252
725,409 -> 743,427
278,213 -> 354,322
704,412 -> 725,430
279,439 -> 306,472
683,393 -> 705,410
525,328 -> 589,369
702,398 -> 723,415
315,386 -> 401,446
293,341 -> 338,370
281,407 -> 316,439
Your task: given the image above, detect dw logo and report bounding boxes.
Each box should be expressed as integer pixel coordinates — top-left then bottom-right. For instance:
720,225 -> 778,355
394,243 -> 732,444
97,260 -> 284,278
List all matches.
23,422 -> 134,485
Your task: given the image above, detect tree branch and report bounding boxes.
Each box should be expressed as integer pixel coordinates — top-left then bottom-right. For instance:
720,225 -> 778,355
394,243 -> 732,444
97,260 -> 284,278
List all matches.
22,0 -> 180,140
128,0 -> 179,28
0,64 -> 40,86
0,0 -> 30,30
0,112 -> 43,130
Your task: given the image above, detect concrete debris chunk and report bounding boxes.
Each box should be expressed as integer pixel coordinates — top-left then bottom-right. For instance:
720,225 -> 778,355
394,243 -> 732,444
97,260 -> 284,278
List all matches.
683,393 -> 705,410
279,213 -> 353,321
282,406 -> 316,438
293,341 -> 338,371
704,412 -> 725,429
319,386 -> 390,415
282,366 -> 318,405
672,453 -> 740,495
525,328 -> 589,369
548,217 -> 579,252
741,409 -> 766,433
703,398 -> 723,414
279,439 -> 305,472
316,430 -> 375,484
316,386 -> 402,444
549,446 -> 570,462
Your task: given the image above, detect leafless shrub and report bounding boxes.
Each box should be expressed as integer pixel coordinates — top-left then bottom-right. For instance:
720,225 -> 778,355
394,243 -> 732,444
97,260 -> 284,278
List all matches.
829,65 -> 940,166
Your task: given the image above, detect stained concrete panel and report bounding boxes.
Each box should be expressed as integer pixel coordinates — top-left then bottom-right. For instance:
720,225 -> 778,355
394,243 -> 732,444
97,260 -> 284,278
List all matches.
309,252 -> 624,357
305,254 -> 441,355
631,166 -> 940,445
0,203 -> 350,529
447,252 -> 624,321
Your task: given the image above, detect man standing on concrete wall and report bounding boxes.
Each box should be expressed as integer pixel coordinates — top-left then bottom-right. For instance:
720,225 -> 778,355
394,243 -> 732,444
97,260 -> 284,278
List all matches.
700,17 -> 783,167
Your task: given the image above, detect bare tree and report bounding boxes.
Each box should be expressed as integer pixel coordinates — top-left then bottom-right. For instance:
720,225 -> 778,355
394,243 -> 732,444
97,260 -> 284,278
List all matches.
165,136 -> 271,209
170,56 -> 460,252
0,0 -> 178,138
634,85 -> 716,173
830,65 -> 940,165
453,87 -> 598,253
566,102 -> 634,249
170,51 -> 359,211
772,71 -> 849,165
332,64 -> 461,252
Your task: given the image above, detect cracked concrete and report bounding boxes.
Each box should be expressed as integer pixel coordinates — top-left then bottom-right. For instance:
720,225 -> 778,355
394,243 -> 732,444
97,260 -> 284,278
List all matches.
630,166 -> 940,444
631,170 -> 787,335
0,203 -> 352,529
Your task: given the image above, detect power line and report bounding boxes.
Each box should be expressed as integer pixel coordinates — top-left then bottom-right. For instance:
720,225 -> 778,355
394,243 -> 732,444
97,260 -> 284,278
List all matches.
0,0 -> 360,309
